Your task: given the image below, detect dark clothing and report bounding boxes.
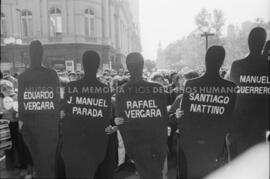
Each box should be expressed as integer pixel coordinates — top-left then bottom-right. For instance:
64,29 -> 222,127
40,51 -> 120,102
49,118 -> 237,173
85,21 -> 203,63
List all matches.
17,132 -> 33,169
180,74 -> 236,178
93,97 -> 121,179
62,78 -> 111,179
94,133 -> 118,179
5,122 -> 20,170
115,80 -> 168,179
18,67 -> 60,178
127,143 -> 166,179
230,55 -> 269,155
55,131 -> 66,179
21,118 -> 58,177
177,140 -> 187,179
63,148 -> 99,179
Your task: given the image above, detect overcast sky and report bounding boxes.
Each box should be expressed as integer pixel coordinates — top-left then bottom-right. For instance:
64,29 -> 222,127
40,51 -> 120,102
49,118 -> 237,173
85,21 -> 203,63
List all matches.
139,0 -> 270,60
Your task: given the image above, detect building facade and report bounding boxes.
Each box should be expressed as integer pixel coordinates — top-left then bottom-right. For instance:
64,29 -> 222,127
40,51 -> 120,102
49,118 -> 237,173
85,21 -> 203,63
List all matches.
0,0 -> 141,72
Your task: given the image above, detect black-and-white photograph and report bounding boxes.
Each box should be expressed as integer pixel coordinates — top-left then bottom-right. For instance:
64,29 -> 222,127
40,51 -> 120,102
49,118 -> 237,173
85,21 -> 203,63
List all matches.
0,0 -> 269,178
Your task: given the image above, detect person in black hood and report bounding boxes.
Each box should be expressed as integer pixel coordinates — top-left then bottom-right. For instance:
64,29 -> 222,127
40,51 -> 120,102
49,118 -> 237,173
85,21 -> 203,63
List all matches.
180,46 -> 237,178
62,50 -> 112,179
115,52 -> 168,179
18,40 -> 60,178
230,27 -> 269,157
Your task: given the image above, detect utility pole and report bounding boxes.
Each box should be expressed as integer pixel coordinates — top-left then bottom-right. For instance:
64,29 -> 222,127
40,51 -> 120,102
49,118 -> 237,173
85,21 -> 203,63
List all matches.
201,32 -> 215,50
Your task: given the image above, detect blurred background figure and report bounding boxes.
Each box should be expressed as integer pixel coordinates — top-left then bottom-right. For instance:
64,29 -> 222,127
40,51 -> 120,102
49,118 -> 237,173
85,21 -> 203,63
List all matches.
68,72 -> 78,82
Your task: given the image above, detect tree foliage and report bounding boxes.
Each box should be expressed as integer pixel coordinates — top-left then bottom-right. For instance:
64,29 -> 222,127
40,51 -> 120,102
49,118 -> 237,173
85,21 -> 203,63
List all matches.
195,8 -> 212,32
195,8 -> 225,37
212,9 -> 225,36
157,8 -> 270,70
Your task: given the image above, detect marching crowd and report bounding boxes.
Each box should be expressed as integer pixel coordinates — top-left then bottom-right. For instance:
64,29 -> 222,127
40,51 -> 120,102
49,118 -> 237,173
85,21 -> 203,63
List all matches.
0,26 -> 269,179
1,62 -> 201,178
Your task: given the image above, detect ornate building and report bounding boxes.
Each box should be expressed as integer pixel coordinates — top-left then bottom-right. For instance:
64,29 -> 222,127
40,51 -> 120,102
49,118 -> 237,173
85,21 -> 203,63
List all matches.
0,0 -> 141,72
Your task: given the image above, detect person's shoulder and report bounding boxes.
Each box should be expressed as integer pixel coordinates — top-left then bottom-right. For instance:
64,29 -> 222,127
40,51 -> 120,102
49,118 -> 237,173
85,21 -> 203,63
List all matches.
18,69 -> 32,80
231,58 -> 247,72
232,57 -> 246,66
96,80 -> 111,92
66,79 -> 80,87
186,76 -> 201,86
259,56 -> 270,66
118,81 -> 132,93
43,67 -> 58,76
94,79 -> 106,86
120,80 -> 133,88
220,78 -> 236,87
146,81 -> 163,88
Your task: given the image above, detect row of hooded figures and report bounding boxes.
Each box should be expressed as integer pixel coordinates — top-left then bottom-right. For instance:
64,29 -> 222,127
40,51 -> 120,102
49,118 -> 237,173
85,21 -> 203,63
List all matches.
4,27 -> 270,179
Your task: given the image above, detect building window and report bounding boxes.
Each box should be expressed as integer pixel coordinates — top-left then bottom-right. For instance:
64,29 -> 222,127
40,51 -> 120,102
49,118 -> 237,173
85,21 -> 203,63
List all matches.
49,7 -> 62,36
1,12 -> 7,37
84,8 -> 95,37
21,10 -> 33,37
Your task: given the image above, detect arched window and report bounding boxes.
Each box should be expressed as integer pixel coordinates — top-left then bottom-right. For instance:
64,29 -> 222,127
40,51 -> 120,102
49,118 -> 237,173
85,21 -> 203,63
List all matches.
21,10 -> 33,37
1,12 -> 7,37
84,8 -> 95,37
49,7 -> 62,36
